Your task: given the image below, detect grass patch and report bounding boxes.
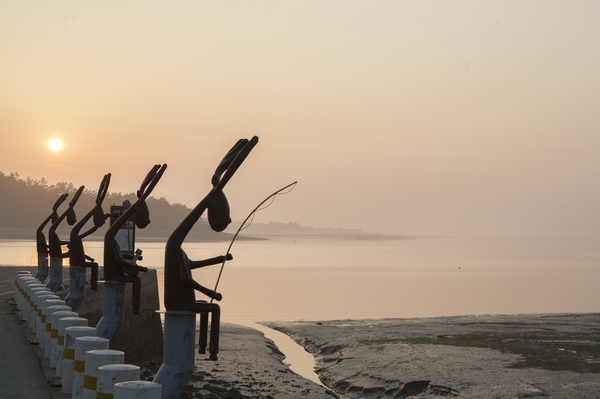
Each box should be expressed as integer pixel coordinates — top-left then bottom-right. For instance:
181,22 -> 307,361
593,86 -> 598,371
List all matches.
398,328 -> 600,374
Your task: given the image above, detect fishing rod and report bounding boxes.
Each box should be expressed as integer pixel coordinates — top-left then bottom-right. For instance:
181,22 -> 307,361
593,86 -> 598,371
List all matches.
211,181 -> 297,302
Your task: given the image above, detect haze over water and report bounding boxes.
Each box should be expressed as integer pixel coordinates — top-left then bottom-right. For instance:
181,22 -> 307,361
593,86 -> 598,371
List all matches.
1,2 -> 600,251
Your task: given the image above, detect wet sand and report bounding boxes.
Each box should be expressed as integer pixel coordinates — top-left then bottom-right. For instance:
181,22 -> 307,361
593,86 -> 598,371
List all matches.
265,314 -> 600,398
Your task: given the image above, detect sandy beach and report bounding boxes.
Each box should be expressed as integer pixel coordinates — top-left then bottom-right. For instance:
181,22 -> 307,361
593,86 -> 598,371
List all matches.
265,314 -> 600,398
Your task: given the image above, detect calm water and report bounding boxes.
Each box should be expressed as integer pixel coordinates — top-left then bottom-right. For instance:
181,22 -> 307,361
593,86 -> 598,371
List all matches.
2,236 -> 600,323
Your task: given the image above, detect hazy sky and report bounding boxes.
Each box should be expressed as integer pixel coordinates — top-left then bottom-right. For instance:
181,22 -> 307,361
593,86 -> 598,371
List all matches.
1,1 -> 599,242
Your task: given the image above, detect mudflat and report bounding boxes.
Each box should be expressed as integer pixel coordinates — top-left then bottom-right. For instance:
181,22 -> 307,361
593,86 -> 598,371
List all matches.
265,313 -> 600,398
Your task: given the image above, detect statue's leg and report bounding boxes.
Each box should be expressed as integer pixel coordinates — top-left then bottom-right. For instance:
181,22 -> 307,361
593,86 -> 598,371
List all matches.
132,276 -> 141,315
198,313 -> 208,354
208,304 -> 221,360
90,263 -> 98,291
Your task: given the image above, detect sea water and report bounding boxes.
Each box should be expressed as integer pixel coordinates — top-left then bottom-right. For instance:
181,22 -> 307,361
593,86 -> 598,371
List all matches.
2,236 -> 600,383
2,236 -> 600,321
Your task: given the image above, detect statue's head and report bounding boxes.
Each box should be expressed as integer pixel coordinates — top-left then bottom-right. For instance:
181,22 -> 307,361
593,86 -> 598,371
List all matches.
66,185 -> 85,225
92,173 -> 111,226
51,193 -> 69,223
207,191 -> 231,232
92,206 -> 105,225
207,136 -> 258,232
66,207 -> 77,225
135,200 -> 151,229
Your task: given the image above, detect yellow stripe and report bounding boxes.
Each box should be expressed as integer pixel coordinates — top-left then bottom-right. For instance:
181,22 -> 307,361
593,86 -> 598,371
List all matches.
74,360 -> 85,373
58,335 -> 65,346
51,329 -> 58,338
45,323 -> 51,332
63,348 -> 75,360
96,392 -> 113,399
83,374 -> 97,390
41,315 -> 46,323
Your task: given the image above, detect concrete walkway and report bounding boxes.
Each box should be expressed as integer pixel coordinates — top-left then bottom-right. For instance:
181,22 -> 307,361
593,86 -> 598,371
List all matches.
0,267 -> 52,399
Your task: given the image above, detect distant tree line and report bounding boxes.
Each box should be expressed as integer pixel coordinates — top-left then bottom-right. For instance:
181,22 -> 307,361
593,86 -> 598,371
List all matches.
0,171 -> 217,241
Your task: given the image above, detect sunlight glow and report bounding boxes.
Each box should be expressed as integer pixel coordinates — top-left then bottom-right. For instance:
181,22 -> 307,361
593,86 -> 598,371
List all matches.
48,138 -> 63,152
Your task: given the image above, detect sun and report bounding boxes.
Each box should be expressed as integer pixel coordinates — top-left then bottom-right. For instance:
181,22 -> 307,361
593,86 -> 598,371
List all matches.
48,138 -> 63,152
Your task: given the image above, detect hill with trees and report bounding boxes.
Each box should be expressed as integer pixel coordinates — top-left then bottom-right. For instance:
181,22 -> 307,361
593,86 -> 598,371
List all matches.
0,171 -> 410,242
0,171 -> 228,242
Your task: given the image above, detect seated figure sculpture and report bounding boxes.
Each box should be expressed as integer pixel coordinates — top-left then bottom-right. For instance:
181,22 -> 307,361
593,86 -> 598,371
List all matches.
47,185 -> 84,292
35,193 -> 68,283
103,164 -> 167,315
164,136 -> 258,360
68,173 -> 111,292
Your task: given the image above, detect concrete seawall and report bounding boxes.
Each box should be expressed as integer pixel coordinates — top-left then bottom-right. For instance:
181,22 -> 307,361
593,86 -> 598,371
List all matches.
60,268 -> 163,365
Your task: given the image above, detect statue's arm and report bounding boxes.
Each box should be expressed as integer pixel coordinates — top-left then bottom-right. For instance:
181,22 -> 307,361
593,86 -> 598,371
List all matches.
180,269 -> 222,301
189,254 -> 232,270
79,213 -> 109,240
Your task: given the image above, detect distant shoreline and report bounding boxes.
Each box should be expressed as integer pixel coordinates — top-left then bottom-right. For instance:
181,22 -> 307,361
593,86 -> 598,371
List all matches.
0,226 -> 413,243
0,227 -> 263,243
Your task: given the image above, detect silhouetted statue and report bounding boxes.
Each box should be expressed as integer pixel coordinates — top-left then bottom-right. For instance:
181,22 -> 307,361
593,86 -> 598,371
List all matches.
47,185 -> 84,292
103,164 -> 167,314
164,136 -> 258,360
35,193 -> 68,283
68,173 -> 111,291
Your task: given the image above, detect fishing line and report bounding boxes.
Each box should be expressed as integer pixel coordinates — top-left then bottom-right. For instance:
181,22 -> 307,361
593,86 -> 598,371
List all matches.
211,181 -> 297,301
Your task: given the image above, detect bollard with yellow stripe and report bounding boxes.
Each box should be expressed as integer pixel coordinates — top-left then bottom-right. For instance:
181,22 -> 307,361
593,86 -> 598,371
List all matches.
82,349 -> 125,399
49,310 -> 78,368
38,298 -> 65,349
96,364 -> 140,399
61,328 -> 99,395
44,305 -> 71,359
34,293 -> 59,341
56,317 -> 88,378
72,336 -> 109,399
31,289 -> 52,332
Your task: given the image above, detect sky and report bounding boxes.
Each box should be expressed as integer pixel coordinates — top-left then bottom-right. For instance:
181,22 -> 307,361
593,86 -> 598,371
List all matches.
1,1 -> 599,244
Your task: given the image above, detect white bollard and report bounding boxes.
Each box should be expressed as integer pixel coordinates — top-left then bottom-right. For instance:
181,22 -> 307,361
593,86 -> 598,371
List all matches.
27,287 -> 49,326
72,336 -> 110,399
62,326 -> 97,394
114,381 -> 161,399
82,349 -> 125,399
39,298 -> 66,348
96,364 -> 140,399
31,289 -> 52,331
44,305 -> 72,359
13,272 -> 31,305
35,293 -> 59,340
49,310 -> 79,367
16,276 -> 37,317
23,281 -> 45,324
56,317 -> 88,378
